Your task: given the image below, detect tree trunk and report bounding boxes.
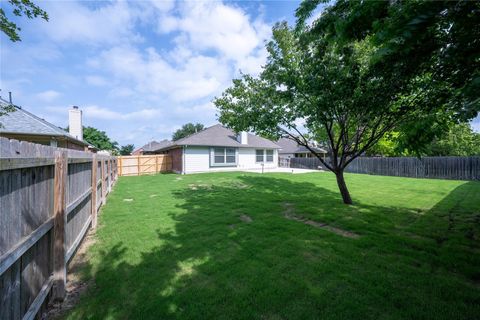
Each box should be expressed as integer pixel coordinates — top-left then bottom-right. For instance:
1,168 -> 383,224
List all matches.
335,170 -> 353,205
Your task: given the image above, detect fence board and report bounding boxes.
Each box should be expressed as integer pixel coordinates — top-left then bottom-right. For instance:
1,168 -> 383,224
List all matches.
118,155 -> 172,176
282,156 -> 480,181
0,137 -> 117,320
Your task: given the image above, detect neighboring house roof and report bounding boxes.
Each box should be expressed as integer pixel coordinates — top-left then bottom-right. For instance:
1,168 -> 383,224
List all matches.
0,98 -> 88,146
276,138 -> 327,154
157,124 -> 280,151
144,139 -> 173,152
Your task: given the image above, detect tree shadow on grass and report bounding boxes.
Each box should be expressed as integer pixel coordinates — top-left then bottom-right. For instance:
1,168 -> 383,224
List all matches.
68,175 -> 480,320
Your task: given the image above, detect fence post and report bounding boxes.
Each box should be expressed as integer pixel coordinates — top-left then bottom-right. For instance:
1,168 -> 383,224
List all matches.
137,155 -> 140,176
155,155 -> 159,173
52,150 -> 67,301
101,159 -> 106,204
91,155 -> 98,229
118,157 -> 122,177
107,159 -> 111,192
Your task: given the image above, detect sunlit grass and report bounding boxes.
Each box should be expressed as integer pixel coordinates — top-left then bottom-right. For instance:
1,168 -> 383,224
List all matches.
66,172 -> 480,320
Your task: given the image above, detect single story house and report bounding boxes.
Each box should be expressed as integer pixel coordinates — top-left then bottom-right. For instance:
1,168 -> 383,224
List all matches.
0,99 -> 90,151
276,137 -> 327,159
156,124 -> 281,174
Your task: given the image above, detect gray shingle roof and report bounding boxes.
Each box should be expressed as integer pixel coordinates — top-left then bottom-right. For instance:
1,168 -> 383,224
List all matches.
143,139 -> 173,152
158,124 -> 280,150
276,138 -> 326,154
0,98 -> 88,146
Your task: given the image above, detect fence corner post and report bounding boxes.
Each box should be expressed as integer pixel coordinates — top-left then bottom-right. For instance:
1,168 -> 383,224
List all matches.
91,155 -> 98,229
53,150 -> 67,301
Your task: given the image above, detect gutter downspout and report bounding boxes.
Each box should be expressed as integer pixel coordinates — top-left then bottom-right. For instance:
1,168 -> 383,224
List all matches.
182,145 -> 186,175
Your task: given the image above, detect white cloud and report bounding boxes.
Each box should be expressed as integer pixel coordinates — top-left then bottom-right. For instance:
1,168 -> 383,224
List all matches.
156,1 -> 270,65
85,75 -> 109,87
90,45 -> 230,102
82,105 -> 161,121
46,105 -> 161,121
36,90 -> 61,102
39,1 -> 142,45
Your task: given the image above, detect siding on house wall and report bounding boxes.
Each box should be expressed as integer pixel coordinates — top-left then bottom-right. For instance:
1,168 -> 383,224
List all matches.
183,146 -> 278,174
0,133 -> 87,151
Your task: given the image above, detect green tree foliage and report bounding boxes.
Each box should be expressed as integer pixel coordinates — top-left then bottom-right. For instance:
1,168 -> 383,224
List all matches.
172,123 -> 205,141
370,124 -> 480,157
1,0 -> 48,42
79,126 -> 118,152
427,124 -> 480,156
214,1 -> 479,204
119,144 -> 135,156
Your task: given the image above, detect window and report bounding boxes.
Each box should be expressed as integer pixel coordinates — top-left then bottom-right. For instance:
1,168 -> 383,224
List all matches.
256,149 -> 264,162
214,148 -> 224,164
211,147 -> 237,166
266,149 -> 274,162
226,148 -> 236,163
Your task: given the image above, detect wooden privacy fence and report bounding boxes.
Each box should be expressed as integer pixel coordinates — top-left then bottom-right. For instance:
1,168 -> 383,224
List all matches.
0,137 -> 117,320
118,154 -> 172,176
282,156 -> 480,181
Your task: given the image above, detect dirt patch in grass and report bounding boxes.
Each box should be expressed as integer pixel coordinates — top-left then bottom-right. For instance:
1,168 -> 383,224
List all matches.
240,214 -> 253,223
282,202 -> 359,239
189,184 -> 212,190
46,229 -> 96,319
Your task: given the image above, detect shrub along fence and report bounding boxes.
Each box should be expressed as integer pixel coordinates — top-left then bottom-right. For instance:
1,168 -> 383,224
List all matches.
118,154 -> 172,176
282,156 -> 480,181
0,137 -> 117,320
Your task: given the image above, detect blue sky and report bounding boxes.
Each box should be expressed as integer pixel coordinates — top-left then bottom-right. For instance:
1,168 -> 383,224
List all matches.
1,0 -> 478,148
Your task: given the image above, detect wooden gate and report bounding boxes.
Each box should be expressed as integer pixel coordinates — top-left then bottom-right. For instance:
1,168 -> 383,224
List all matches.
118,155 -> 172,176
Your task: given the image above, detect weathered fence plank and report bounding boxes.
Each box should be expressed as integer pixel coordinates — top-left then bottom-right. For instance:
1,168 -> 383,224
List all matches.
0,137 -> 117,320
52,151 -> 67,301
282,156 -> 480,181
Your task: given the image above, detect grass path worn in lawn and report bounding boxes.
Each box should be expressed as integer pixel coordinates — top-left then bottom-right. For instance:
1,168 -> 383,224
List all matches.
65,172 -> 480,320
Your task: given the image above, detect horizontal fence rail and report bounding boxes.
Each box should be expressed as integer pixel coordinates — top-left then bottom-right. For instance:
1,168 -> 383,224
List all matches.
280,156 -> 480,181
118,154 -> 172,176
0,137 -> 117,320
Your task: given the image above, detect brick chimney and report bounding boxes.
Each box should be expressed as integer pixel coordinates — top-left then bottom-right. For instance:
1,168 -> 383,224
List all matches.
69,106 -> 83,141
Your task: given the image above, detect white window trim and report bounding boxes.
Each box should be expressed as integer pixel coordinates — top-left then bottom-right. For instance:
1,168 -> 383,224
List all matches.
255,149 -> 265,163
256,149 -> 275,163
210,147 -> 238,167
266,149 -> 274,163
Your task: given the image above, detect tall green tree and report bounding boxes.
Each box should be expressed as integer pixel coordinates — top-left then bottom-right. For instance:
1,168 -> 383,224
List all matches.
1,0 -> 48,42
119,144 -> 135,156
214,1 -> 479,204
172,123 -> 205,141
64,126 -> 119,153
83,126 -> 118,152
426,123 -> 480,156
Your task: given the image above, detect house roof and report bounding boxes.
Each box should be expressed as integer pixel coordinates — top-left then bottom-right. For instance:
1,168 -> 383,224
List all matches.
143,139 -> 173,152
0,98 -> 88,146
158,124 -> 280,151
276,137 -> 327,154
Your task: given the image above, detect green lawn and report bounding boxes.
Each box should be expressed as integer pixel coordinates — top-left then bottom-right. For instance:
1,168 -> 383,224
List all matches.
66,172 -> 480,320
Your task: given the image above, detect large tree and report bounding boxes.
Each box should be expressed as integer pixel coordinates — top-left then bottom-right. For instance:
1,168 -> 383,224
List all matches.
214,1 -> 479,204
172,123 -> 205,141
83,126 -> 118,152
1,0 -> 48,42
